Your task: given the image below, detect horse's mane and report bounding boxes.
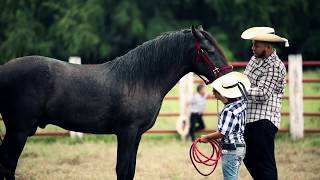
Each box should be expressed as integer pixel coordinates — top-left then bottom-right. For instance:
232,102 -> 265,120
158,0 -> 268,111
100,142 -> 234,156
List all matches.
103,29 -> 227,89
106,29 -> 193,85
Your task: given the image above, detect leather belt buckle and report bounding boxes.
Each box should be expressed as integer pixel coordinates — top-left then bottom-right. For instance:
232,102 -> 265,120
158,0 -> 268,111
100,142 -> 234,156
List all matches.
221,143 -> 236,150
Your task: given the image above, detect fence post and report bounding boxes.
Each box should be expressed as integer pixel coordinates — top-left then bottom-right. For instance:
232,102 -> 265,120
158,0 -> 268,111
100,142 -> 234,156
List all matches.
176,73 -> 193,140
68,56 -> 84,139
288,54 -> 304,139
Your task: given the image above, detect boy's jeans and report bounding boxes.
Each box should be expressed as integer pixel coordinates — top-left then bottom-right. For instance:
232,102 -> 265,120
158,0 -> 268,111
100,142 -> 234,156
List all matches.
221,146 -> 246,180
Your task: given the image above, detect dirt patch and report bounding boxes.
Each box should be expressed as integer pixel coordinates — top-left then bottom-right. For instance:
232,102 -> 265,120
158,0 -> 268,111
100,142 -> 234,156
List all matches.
58,156 -> 81,165
20,152 -> 38,159
14,140 -> 320,180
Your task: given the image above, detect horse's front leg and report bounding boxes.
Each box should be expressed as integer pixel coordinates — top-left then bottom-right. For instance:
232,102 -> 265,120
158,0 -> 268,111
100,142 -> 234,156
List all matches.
116,127 -> 142,180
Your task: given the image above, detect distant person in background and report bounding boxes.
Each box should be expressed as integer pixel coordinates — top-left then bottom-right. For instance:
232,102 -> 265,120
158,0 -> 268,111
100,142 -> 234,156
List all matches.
189,84 -> 208,141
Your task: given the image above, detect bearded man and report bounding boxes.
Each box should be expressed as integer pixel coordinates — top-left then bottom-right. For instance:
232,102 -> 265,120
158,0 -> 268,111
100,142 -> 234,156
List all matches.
241,27 -> 288,180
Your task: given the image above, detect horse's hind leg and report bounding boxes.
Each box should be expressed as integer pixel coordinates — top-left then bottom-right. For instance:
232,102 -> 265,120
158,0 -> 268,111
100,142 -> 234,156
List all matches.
0,130 -> 29,180
116,127 -> 142,180
0,114 -> 37,180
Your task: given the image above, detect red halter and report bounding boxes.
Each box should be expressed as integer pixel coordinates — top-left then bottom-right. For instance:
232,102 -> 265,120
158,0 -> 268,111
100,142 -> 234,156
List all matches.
194,40 -> 233,84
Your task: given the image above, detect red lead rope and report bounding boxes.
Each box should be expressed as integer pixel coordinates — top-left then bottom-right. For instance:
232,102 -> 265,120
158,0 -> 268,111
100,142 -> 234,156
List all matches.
189,138 -> 222,176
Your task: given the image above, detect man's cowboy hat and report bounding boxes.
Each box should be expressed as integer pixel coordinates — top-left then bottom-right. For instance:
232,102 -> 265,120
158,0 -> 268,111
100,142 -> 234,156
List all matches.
241,27 -> 289,47
211,72 -> 251,99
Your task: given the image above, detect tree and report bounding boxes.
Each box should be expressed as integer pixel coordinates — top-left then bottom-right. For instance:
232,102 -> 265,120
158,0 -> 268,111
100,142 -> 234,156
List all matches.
0,0 -> 319,63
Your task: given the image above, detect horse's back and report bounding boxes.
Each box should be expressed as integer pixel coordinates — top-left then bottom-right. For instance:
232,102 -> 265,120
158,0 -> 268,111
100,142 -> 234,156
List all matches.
1,56 -> 63,82
0,55 -> 162,133
0,55 -> 64,88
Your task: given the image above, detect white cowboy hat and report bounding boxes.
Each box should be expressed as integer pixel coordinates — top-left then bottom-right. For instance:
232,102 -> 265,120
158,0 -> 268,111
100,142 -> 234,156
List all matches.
241,27 -> 289,47
211,72 -> 251,99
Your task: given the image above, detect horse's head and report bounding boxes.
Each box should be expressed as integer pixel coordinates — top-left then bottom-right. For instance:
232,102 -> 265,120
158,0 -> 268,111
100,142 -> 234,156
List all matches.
190,25 -> 233,84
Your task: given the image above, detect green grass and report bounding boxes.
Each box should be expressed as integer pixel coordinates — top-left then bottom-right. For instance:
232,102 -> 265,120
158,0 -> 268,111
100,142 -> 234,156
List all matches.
16,137 -> 320,180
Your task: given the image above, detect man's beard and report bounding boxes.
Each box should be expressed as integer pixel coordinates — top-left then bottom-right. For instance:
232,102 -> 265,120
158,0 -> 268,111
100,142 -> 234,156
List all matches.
254,50 -> 267,58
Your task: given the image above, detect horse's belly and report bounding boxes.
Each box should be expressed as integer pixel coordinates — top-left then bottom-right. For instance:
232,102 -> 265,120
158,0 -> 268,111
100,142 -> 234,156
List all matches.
47,115 -> 116,134
44,105 -> 118,134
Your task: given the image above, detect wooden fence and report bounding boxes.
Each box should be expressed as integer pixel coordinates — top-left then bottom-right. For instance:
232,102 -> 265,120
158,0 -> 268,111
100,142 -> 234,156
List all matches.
1,56 -> 319,138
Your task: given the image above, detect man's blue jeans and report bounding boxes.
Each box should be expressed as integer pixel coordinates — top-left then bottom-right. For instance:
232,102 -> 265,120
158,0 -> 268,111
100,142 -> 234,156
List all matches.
221,147 -> 246,180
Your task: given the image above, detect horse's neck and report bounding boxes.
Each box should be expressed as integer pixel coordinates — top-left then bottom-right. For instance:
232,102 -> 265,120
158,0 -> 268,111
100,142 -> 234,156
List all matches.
105,32 -> 193,97
132,46 -> 191,97
117,51 -> 190,97
156,64 -> 190,96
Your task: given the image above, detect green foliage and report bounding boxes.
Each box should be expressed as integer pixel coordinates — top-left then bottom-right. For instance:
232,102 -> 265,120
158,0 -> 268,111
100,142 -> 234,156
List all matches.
0,0 -> 319,63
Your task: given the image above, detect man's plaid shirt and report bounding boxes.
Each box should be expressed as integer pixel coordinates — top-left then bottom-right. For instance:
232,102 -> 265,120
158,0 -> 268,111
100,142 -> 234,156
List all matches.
244,50 -> 286,128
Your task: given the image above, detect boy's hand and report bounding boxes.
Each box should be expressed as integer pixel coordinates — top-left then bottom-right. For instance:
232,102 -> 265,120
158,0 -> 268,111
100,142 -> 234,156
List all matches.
200,135 -> 209,143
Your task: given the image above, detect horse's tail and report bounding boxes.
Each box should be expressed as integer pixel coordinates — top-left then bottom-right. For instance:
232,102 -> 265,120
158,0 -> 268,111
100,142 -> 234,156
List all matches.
0,62 -> 15,110
0,65 -> 6,110
0,65 -> 5,142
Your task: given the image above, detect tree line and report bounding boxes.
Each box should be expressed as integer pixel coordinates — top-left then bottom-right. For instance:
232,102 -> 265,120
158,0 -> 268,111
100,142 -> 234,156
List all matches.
0,0 -> 319,64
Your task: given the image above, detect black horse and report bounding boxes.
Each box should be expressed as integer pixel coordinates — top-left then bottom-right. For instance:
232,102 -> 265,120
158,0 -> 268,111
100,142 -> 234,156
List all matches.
0,26 -> 232,180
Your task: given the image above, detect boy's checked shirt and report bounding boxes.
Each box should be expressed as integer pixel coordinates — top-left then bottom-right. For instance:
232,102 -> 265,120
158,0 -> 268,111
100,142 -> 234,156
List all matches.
218,99 -> 246,144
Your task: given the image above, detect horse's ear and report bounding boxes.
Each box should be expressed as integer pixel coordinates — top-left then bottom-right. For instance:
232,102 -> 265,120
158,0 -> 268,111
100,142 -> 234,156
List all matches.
191,25 -> 204,40
191,25 -> 197,37
198,25 -> 204,31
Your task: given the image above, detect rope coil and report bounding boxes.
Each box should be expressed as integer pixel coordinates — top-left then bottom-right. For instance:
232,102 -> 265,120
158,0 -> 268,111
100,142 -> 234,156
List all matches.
189,138 -> 222,176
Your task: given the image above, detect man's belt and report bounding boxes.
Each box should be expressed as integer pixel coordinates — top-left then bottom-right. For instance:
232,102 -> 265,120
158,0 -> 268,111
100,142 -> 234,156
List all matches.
221,143 -> 245,150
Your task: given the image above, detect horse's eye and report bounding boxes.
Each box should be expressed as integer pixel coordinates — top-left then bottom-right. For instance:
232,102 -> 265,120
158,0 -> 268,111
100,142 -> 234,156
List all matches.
203,40 -> 215,53
206,47 -> 215,53
203,45 -> 215,53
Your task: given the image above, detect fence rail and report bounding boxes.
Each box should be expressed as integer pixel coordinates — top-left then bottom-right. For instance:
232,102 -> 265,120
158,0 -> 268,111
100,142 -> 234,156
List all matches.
1,60 -> 319,137
231,60 -> 320,67
194,78 -> 320,84
24,128 -> 320,137
164,95 -> 320,100
156,112 -> 320,117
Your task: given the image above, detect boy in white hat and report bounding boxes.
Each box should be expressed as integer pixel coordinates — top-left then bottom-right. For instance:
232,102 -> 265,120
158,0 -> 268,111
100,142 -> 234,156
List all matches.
200,72 -> 250,180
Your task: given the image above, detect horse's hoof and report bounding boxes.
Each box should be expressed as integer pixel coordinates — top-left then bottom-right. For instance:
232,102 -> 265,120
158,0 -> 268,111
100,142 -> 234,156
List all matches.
5,175 -> 15,180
